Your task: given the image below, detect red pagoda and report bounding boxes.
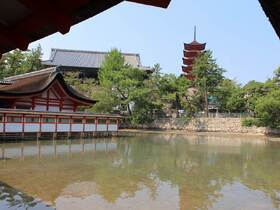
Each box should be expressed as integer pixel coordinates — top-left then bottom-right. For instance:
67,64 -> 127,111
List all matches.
182,27 -> 206,80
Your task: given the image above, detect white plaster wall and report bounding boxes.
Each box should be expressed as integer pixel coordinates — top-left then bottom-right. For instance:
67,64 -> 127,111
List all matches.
61,109 -> 73,112
84,124 -> 96,132
41,124 -> 56,132
57,124 -> 70,132
71,124 -> 83,132
34,105 -> 47,111
108,125 -> 118,131
97,124 -> 107,132
6,123 -> 22,133
24,124 -> 40,132
49,106 -> 60,112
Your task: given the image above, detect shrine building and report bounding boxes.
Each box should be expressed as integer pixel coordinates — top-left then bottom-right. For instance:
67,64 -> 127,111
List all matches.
0,67 -> 120,138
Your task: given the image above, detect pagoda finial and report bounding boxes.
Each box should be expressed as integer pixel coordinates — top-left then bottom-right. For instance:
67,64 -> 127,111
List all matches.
194,25 -> 197,41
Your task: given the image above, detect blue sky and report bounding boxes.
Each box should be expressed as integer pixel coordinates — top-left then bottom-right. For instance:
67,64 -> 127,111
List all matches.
30,0 -> 280,84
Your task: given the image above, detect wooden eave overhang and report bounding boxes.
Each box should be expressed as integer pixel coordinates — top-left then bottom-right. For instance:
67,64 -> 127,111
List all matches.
184,42 -> 206,51
184,50 -> 200,58
0,0 -> 171,56
182,58 -> 195,65
0,71 -> 97,106
182,66 -> 193,73
259,0 -> 280,39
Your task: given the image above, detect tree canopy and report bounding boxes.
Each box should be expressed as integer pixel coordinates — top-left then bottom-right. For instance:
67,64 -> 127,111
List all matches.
191,50 -> 225,116
0,45 -> 43,79
0,47 -> 279,129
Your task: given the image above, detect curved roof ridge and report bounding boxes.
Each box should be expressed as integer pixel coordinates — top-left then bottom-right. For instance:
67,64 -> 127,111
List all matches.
50,48 -> 140,56
0,69 -> 97,105
5,67 -> 57,81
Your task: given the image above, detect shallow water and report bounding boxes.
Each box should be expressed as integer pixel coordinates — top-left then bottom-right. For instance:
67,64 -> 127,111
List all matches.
0,133 -> 280,210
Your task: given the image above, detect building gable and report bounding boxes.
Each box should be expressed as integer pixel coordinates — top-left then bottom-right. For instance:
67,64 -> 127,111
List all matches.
0,68 -> 97,112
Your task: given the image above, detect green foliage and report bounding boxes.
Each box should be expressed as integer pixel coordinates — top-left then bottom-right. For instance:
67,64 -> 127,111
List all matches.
255,89 -> 280,129
0,45 -> 44,79
192,51 -> 225,91
0,45 -> 278,129
192,50 -> 225,115
216,79 -> 246,112
92,49 -> 162,124
274,67 -> 280,82
157,73 -> 191,110
64,72 -> 98,98
243,80 -> 268,113
241,118 -> 260,127
90,49 -> 279,128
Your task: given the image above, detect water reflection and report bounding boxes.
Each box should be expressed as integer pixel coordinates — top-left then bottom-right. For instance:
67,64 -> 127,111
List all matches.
0,134 -> 279,210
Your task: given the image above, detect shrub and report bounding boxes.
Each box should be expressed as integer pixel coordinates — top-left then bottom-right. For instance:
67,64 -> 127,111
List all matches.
255,90 -> 280,129
241,118 -> 261,127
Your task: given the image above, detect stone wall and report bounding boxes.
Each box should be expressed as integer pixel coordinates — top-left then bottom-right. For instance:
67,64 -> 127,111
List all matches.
123,118 -> 276,135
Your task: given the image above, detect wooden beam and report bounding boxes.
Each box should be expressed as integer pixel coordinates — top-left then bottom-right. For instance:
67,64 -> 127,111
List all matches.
18,0 -> 74,34
0,0 -> 171,56
0,24 -> 29,50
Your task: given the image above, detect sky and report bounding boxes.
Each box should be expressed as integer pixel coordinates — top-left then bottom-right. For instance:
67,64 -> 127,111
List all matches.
29,0 -> 280,84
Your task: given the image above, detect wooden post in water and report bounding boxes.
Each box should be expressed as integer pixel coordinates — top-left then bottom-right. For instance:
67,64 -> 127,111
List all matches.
53,132 -> 57,140
82,139 -> 85,153
1,144 -> 5,160
36,132 -> 40,141
67,132 -> 71,140
20,142 -> 24,161
21,114 -> 25,139
106,140 -> 108,152
94,140 -> 97,152
53,140 -> 57,158
37,141 -> 41,159
68,139 -> 72,154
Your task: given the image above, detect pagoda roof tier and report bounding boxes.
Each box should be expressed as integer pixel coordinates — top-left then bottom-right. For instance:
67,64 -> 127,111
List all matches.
182,66 -> 193,73
182,58 -> 195,66
184,41 -> 206,51
0,67 -> 97,105
187,75 -> 195,80
181,73 -> 194,81
183,50 -> 200,58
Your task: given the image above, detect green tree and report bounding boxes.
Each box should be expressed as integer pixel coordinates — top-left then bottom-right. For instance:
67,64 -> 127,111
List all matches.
24,45 -> 44,73
192,50 -> 225,116
98,49 -> 146,115
4,49 -> 25,76
255,89 -> 280,128
64,72 -> 98,98
0,45 -> 44,79
93,49 -> 161,124
274,66 -> 280,81
215,79 -> 246,112
243,81 -> 269,114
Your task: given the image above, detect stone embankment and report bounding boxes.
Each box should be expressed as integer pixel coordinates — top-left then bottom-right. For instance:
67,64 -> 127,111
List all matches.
123,118 -> 280,136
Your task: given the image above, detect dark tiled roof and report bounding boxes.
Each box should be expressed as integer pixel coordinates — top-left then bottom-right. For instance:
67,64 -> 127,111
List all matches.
0,0 -> 171,56
42,48 -> 151,70
259,0 -> 280,38
0,67 -> 97,105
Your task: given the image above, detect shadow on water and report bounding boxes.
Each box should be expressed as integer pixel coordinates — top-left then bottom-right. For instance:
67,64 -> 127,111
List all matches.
0,181 -> 53,210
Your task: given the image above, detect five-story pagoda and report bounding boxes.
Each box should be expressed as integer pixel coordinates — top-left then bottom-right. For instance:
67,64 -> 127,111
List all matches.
182,27 -> 206,80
